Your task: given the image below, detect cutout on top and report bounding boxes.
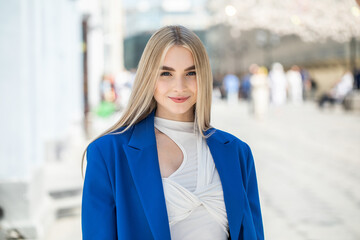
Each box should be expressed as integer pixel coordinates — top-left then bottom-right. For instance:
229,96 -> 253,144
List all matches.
155,128 -> 185,178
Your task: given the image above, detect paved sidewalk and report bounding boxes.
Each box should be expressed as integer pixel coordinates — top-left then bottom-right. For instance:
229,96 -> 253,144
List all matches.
211,100 -> 360,240
47,100 -> 360,240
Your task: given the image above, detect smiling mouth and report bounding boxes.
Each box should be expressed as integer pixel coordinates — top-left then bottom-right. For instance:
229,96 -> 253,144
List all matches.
168,96 -> 190,103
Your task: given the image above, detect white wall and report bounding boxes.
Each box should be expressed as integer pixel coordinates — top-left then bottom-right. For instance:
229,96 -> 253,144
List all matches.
0,0 -> 83,180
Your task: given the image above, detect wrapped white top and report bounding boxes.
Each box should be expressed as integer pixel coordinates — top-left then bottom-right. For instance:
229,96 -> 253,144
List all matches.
154,117 -> 229,240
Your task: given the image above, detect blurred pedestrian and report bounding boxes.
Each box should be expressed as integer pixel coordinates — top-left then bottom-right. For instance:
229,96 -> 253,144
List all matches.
223,73 -> 240,105
269,62 -> 287,106
100,74 -> 117,103
240,64 -> 257,101
213,72 -> 226,99
300,67 -> 312,100
354,68 -> 360,89
251,66 -> 270,119
97,74 -> 117,117
318,70 -> 354,108
115,69 -> 136,109
286,65 -> 303,104
81,25 -> 264,240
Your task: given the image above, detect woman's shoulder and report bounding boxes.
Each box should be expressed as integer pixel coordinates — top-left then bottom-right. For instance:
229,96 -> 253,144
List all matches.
211,128 -> 255,174
210,127 -> 252,151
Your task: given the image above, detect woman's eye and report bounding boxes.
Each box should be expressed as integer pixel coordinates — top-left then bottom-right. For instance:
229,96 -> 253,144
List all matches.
187,71 -> 196,76
160,72 -> 171,76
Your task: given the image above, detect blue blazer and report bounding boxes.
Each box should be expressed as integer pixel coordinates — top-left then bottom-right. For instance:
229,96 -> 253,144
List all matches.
82,110 -> 264,240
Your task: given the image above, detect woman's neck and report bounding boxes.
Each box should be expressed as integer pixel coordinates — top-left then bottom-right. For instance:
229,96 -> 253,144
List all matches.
154,108 -> 195,122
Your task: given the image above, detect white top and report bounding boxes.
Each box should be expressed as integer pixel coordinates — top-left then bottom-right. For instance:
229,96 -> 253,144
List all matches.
333,72 -> 354,99
154,117 -> 229,240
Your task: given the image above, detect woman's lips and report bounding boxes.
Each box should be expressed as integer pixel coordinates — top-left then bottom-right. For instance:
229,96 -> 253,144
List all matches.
168,96 -> 190,103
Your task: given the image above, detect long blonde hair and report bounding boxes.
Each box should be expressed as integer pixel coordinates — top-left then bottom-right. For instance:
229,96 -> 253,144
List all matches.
81,25 -> 213,177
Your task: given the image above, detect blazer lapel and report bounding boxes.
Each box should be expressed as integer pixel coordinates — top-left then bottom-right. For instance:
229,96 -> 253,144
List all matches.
124,111 -> 171,240
206,129 -> 245,240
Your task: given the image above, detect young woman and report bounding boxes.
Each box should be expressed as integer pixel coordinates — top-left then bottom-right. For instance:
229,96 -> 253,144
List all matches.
81,25 -> 264,240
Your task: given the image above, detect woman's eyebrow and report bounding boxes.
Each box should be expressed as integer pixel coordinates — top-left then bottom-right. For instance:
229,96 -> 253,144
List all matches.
160,65 -> 196,71
160,66 -> 175,71
184,65 -> 195,71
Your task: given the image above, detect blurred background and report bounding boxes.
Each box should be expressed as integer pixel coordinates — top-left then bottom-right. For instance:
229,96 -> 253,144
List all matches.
0,0 -> 360,239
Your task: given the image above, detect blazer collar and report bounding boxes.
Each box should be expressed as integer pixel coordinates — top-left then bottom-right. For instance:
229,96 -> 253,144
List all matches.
127,110 -> 157,150
124,110 -> 245,240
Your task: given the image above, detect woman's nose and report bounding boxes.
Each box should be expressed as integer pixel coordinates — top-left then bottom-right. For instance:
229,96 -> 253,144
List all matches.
173,75 -> 186,91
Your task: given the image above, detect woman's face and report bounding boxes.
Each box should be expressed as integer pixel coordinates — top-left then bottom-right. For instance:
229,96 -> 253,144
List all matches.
154,45 -> 197,121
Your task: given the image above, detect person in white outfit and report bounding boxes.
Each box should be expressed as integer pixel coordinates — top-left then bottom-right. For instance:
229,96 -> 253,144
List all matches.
318,70 -> 354,108
269,62 -> 287,106
250,66 -> 270,119
286,65 -> 303,104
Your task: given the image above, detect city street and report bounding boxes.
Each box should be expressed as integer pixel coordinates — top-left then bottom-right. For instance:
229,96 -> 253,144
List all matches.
46,99 -> 360,240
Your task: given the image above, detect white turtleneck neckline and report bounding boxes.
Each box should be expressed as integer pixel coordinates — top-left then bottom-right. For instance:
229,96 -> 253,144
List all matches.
154,116 -> 195,134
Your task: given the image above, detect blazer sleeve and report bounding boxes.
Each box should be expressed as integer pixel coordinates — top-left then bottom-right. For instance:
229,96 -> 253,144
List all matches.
245,144 -> 264,240
82,142 -> 117,240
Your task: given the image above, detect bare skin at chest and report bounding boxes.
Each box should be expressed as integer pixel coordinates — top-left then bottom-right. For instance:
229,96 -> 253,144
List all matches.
155,128 -> 184,178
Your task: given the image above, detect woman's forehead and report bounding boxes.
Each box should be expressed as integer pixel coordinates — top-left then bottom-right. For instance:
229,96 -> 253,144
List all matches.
161,46 -> 194,70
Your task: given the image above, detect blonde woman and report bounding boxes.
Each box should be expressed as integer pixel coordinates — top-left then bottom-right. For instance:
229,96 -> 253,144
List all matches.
81,25 -> 264,240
